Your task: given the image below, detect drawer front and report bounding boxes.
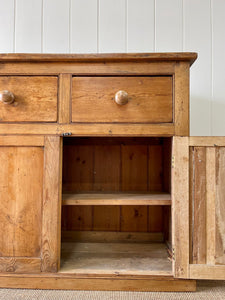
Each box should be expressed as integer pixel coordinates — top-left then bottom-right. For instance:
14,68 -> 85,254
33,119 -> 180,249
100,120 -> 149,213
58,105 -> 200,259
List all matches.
72,77 -> 173,123
0,76 -> 58,122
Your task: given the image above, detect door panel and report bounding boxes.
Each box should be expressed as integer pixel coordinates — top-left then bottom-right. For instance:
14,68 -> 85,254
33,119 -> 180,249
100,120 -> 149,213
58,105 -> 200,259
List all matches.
173,137 -> 225,280
0,136 -> 61,273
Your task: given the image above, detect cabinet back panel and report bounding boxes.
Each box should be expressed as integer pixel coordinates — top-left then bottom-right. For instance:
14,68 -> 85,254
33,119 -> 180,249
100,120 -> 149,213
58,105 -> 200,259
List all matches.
62,137 -> 171,234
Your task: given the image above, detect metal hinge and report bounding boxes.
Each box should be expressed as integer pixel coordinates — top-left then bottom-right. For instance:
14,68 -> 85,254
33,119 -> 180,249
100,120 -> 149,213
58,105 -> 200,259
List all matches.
172,248 -> 175,261
62,132 -> 72,136
172,156 -> 175,168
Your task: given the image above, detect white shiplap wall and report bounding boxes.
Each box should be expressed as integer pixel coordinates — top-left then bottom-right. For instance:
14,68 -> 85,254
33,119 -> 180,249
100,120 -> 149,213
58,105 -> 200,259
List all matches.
0,0 -> 225,136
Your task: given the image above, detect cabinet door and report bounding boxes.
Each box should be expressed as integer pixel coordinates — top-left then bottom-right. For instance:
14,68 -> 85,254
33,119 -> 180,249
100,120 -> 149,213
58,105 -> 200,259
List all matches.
172,137 -> 225,280
0,135 -> 61,273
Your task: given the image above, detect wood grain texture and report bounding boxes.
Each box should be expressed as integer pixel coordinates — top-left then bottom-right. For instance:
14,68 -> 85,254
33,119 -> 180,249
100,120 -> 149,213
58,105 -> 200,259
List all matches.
215,147 -> 225,265
174,62 -> 189,136
0,76 -> 58,122
93,206 -> 120,231
0,275 -> 196,291
0,123 -> 175,136
62,193 -> 171,206
0,135 -> 44,146
72,77 -> 173,123
0,53 -> 197,64
61,231 -> 164,243
0,258 -> 40,273
191,147 -> 206,264
58,74 -> 71,124
190,264 -> 225,280
0,146 -> 43,258
206,147 -> 216,265
172,137 -> 189,278
42,136 -> 61,272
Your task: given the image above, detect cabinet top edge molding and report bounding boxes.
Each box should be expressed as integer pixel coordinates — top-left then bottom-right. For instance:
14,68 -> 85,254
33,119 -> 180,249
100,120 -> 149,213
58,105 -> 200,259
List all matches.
0,52 -> 197,65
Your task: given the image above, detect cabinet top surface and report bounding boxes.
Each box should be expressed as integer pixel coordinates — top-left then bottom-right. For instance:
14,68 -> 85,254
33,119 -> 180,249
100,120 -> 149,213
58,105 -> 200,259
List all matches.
0,52 -> 197,65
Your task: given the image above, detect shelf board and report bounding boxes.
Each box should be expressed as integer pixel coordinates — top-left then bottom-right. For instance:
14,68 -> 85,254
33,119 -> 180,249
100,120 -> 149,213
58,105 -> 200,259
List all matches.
62,193 -> 171,206
60,242 -> 172,276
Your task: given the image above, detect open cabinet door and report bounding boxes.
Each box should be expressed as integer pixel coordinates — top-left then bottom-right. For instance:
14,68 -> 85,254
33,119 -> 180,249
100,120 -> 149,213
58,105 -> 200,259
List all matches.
0,135 -> 62,273
172,137 -> 225,280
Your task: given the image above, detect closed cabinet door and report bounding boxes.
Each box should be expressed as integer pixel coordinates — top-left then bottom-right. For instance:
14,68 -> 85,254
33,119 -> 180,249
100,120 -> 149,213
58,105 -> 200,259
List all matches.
172,137 -> 225,280
0,136 -> 61,273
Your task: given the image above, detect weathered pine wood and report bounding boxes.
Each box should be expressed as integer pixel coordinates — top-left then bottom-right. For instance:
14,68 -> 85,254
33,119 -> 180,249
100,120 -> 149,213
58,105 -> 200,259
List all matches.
0,76 -> 57,122
0,52 -> 198,64
58,74 -> 71,124
215,147 -> 225,265
41,136 -> 62,272
190,264 -> 225,280
206,147 -> 216,265
0,258 -> 41,274
0,123 -> 175,136
0,146 -> 43,258
189,136 -> 225,146
62,193 -> 171,206
61,231 -> 164,243
60,242 -> 171,275
172,137 -> 189,278
0,275 -> 196,291
0,135 -> 44,146
191,147 -> 206,264
72,77 -> 173,123
174,62 -> 189,136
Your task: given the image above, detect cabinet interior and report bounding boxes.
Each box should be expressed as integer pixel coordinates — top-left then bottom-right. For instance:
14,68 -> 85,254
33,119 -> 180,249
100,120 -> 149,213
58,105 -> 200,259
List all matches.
60,137 -> 172,275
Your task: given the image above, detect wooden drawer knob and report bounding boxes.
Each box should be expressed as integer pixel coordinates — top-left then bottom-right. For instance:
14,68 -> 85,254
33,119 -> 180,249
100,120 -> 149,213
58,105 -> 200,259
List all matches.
115,90 -> 129,105
0,90 -> 15,104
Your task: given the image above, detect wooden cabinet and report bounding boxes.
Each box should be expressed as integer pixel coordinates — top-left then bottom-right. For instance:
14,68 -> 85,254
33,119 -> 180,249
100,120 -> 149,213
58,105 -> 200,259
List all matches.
0,53 -> 224,291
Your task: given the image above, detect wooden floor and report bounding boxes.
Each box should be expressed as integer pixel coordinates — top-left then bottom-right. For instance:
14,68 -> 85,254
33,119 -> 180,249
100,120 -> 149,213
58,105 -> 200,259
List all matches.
60,242 -> 172,276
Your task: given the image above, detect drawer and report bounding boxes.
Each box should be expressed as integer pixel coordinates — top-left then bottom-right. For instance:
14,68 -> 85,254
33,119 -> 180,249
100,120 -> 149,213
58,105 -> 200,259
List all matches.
72,76 -> 173,123
0,76 -> 58,122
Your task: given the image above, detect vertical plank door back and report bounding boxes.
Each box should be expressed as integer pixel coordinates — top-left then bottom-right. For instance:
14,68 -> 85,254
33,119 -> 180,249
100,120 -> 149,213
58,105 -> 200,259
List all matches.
0,136 -> 61,274
173,137 -> 225,280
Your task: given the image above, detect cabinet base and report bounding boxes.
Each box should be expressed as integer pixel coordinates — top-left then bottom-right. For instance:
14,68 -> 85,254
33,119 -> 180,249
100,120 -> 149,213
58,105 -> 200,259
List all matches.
0,274 -> 196,292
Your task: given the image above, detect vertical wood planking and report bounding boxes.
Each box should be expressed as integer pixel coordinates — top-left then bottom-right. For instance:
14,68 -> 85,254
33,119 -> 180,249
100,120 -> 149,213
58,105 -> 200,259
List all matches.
127,0 -> 154,52
99,0 -> 126,53
148,145 -> 163,191
184,0 -> 212,136
65,206 -> 93,231
148,206 -> 163,233
93,144 -> 120,231
15,0 -> 42,52
63,145 -> 94,192
155,0 -> 183,51
191,147 -> 206,264
206,147 -> 216,265
120,206 -> 148,232
215,147 -> 225,265
71,0 -> 97,53
43,0 -> 70,53
42,136 -> 61,272
172,137 -> 189,278
212,0 -> 225,135
0,0 -> 14,52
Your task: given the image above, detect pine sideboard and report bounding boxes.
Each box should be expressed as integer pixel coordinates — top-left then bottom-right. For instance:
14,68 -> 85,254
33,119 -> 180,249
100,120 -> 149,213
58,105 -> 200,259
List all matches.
0,53 -> 224,292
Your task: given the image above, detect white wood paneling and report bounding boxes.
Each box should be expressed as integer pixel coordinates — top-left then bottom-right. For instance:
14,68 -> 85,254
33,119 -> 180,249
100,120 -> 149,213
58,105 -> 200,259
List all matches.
155,0 -> 183,52
184,0 -> 212,136
99,0 -> 126,53
71,0 -> 97,53
0,0 -> 14,52
212,0 -> 225,136
127,0 -> 154,52
43,0 -> 70,53
15,0 -> 42,53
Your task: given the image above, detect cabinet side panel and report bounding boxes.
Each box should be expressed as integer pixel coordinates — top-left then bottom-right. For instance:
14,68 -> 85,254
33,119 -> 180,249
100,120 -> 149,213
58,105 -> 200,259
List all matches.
190,147 -> 206,264
215,147 -> 225,265
0,147 -> 43,257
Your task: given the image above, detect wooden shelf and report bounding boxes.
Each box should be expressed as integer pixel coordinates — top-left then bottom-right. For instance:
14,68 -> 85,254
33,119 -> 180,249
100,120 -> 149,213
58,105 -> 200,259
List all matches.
62,193 -> 171,206
60,242 -> 172,276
